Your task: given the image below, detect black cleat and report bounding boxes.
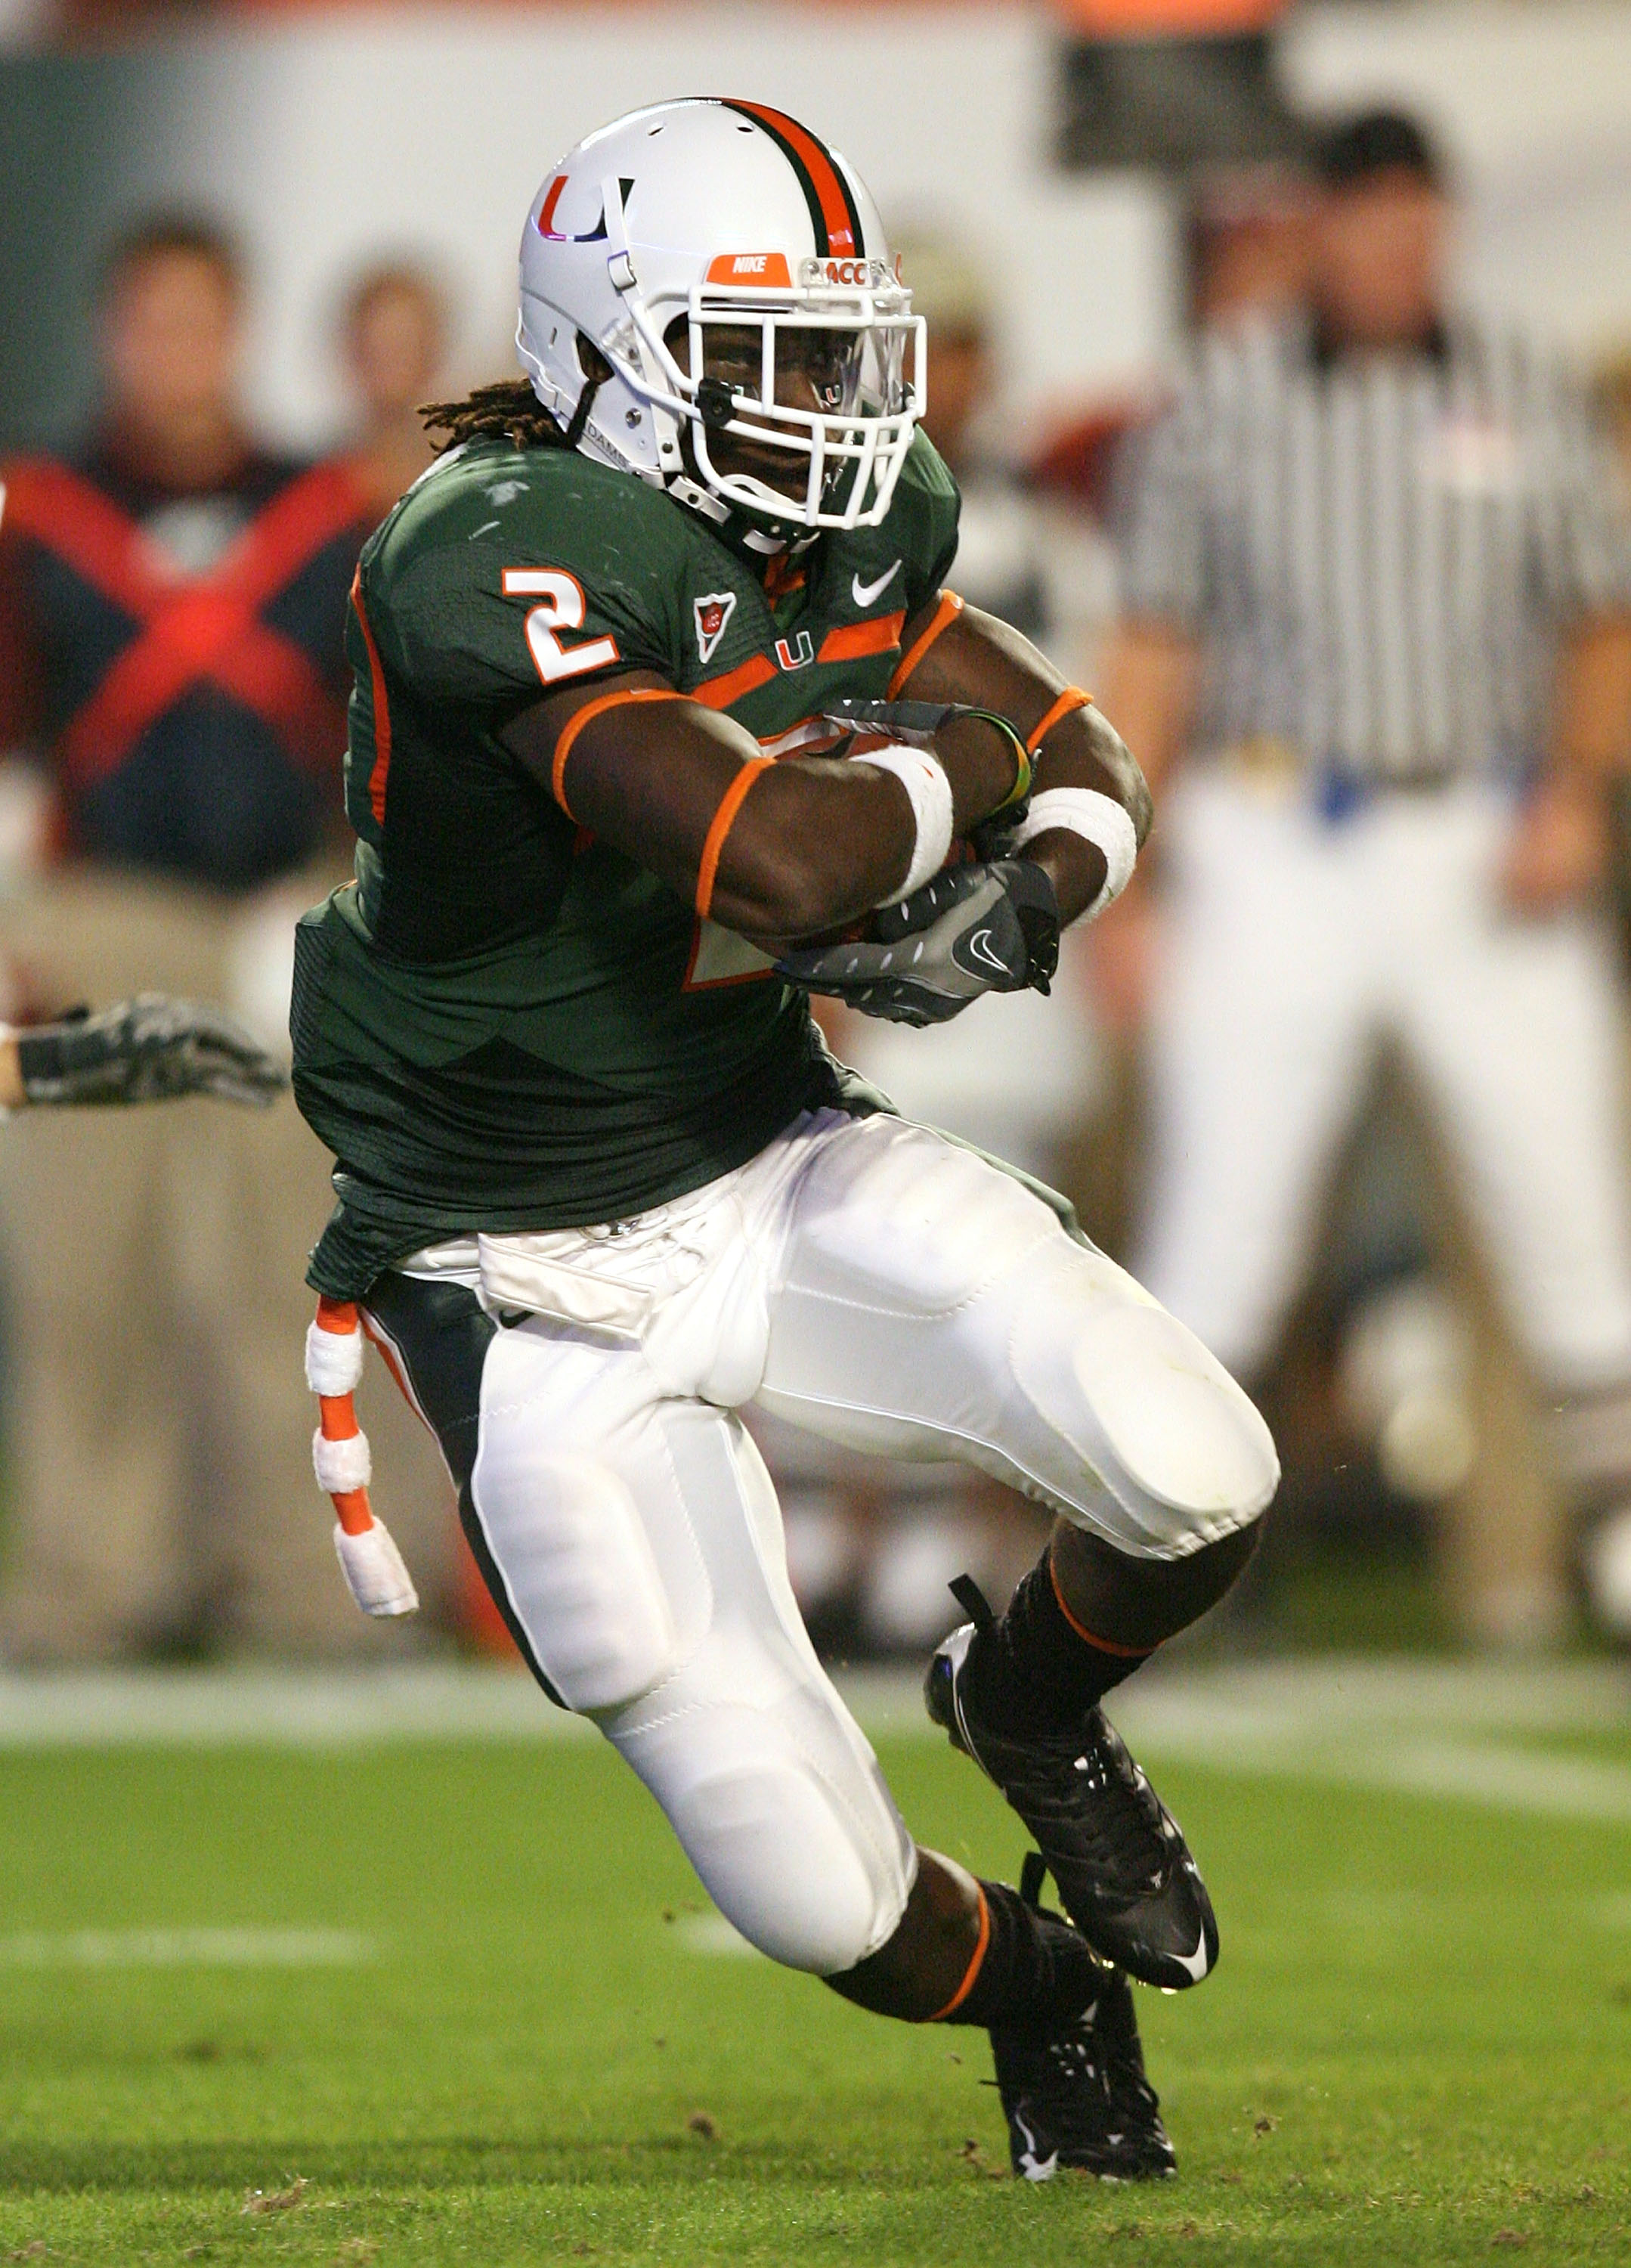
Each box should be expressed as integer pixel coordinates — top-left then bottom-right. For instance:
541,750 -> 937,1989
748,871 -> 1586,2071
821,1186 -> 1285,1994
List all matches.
926,1585 -> 1218,1991
990,1857 -> 1175,2183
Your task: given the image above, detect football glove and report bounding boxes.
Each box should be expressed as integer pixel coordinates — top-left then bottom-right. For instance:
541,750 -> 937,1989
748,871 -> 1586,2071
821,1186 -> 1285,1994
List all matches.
825,696 -> 977,750
776,857 -> 1060,1027
16,995 -> 287,1110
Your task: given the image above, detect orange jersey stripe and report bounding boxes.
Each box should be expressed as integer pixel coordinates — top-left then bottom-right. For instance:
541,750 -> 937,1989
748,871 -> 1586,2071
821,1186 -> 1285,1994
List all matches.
887,590 -> 964,697
695,756 -> 774,919
692,654 -> 777,710
349,571 -> 393,827
1026,686 -> 1092,756
549,688 -> 686,818
762,550 -> 806,604
818,610 -> 906,666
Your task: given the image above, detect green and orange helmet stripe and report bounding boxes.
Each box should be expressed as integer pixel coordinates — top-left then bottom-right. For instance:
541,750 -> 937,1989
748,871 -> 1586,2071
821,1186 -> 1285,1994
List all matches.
715,99 -> 867,262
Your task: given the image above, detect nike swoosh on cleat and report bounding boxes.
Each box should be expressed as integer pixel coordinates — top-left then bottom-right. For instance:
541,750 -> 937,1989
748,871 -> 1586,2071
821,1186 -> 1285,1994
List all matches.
1171,1931 -> 1211,1984
852,559 -> 902,608
1013,2112 -> 1057,2183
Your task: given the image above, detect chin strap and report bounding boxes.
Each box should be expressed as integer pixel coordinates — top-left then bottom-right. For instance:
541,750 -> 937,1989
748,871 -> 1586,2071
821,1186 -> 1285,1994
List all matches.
562,369 -> 604,451
305,1297 -> 419,1617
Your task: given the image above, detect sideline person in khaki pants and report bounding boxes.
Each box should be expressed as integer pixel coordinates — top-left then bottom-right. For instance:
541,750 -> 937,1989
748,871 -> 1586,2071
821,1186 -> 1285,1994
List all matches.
0,872 -> 453,1659
0,216 -> 451,1658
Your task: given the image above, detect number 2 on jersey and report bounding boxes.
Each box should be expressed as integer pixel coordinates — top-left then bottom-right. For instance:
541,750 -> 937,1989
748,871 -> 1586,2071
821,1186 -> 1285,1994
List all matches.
502,567 -> 621,684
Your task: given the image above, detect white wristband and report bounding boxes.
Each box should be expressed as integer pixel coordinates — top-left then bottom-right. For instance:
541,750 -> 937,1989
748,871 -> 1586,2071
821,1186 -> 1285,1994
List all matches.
1010,787 -> 1137,919
859,744 -> 957,903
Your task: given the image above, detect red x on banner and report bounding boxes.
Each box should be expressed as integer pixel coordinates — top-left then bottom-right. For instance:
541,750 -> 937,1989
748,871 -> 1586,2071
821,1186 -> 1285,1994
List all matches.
1,457 -> 367,786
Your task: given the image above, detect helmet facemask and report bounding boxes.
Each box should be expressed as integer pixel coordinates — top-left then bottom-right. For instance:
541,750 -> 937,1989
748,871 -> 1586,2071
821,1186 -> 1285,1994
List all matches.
620,259 -> 924,531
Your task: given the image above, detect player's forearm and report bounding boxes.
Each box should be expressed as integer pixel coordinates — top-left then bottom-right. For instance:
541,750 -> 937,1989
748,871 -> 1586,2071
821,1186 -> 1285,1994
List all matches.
505,675 -> 1020,945
902,601 -> 1151,831
1545,614 -> 1631,789
509,688 -> 905,937
706,758 -> 919,942
714,710 -> 1025,940
0,1033 -> 24,1111
896,599 -> 1153,924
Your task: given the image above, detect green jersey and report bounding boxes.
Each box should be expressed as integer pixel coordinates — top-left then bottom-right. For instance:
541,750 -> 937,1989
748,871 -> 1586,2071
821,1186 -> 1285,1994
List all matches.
292,429 -> 960,1295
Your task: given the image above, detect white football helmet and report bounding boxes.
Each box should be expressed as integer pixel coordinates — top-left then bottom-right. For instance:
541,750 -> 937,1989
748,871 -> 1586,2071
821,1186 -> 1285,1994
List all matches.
517,98 -> 924,533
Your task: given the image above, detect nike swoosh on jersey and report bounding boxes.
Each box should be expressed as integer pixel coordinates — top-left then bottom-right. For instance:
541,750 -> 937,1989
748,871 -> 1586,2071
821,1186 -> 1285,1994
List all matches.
852,559 -> 902,608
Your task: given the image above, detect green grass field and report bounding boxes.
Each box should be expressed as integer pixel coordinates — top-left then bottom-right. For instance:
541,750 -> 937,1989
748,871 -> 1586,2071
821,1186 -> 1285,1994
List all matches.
0,1672 -> 1628,2266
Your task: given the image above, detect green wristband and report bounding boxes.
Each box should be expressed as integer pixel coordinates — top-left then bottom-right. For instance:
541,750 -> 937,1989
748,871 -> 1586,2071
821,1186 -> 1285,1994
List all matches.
962,710 -> 1032,814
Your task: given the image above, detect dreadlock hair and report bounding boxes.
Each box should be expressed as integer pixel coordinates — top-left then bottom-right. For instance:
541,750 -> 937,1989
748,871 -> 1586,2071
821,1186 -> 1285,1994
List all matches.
419,379 -> 568,455
421,335 -> 614,456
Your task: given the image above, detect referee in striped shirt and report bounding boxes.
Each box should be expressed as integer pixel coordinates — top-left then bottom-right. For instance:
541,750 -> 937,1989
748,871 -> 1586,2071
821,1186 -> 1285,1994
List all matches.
1103,110 -> 1631,1637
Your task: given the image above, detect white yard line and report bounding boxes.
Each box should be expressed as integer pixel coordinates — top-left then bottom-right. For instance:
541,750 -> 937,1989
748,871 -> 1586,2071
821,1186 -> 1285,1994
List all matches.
0,1659 -> 1628,1825
1113,1728 -> 1631,1823
1105,1660 -> 1631,1823
671,1913 -> 760,1958
0,1663 -> 588,1748
0,1927 -> 372,1967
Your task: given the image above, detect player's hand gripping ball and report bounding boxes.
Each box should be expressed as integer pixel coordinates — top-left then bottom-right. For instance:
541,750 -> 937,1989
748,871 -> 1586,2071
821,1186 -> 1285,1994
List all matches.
776,858 -> 1060,1027
774,697 -> 1054,1026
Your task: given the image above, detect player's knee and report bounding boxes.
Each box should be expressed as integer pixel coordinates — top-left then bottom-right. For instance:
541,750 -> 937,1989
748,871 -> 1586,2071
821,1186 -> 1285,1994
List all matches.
667,1758 -> 911,1974
609,1653 -> 916,1975
1121,1315 -> 1275,1518
1085,1306 -> 1278,1545
1017,1271 -> 1280,1554
469,1443 -> 682,1711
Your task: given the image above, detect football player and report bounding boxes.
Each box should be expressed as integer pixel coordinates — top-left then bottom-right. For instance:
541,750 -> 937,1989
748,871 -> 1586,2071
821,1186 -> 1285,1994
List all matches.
292,100 -> 1279,2181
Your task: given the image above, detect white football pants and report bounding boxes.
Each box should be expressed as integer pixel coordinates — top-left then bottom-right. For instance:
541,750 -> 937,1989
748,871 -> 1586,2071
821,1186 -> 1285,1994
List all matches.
376,1110 -> 1277,1978
1137,771 -> 1631,1392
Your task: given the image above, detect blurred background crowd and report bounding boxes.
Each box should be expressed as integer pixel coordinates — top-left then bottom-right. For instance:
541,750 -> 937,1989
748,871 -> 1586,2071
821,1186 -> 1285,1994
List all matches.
4,0 -> 1631,1671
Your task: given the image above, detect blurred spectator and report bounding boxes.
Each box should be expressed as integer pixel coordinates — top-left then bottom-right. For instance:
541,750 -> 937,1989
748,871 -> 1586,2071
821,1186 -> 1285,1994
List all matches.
1088,158 -> 1317,1054
1054,1 -> 1301,175
0,213 -> 450,1659
895,234 -> 1115,662
338,258 -> 452,525
1184,161 -> 1314,334
1599,348 -> 1631,509
1100,110 -> 1631,1643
